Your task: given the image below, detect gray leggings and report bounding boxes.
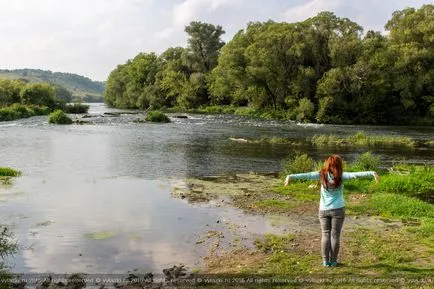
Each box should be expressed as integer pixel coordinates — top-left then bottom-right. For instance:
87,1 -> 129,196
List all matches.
319,207 -> 345,262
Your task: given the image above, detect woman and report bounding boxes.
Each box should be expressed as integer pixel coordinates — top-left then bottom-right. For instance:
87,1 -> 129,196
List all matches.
284,154 -> 379,267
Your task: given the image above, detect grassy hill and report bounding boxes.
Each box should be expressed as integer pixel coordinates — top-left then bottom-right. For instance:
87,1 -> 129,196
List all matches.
0,69 -> 105,102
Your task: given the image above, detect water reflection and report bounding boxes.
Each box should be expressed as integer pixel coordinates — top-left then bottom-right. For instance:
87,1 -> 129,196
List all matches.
3,178 -> 234,272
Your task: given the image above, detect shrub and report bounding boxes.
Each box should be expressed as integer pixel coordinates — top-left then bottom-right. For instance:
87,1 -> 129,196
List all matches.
48,110 -> 73,124
281,152 -> 315,175
64,103 -> 89,114
31,105 -> 51,115
350,152 -> 380,171
296,98 -> 315,123
145,111 -> 171,123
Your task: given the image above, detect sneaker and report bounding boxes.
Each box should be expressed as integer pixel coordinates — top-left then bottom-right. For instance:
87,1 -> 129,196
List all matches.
323,261 -> 331,267
330,261 -> 338,267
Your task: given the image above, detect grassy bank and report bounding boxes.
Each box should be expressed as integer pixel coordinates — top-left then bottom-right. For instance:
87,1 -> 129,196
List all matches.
174,152 -> 433,288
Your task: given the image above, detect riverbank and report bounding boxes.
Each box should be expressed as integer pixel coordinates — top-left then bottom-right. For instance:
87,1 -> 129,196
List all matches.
162,106 -> 434,127
169,163 -> 433,288
1,166 -> 432,288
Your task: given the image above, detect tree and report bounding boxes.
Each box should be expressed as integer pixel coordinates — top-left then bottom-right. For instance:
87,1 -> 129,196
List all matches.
54,85 -> 72,103
184,21 -> 225,73
0,79 -> 25,106
385,4 -> 434,122
104,53 -> 162,109
20,83 -> 58,109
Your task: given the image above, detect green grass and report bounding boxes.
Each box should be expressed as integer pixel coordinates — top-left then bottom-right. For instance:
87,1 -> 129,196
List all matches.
311,131 -> 416,147
369,193 -> 434,219
145,110 -> 171,123
48,109 -> 73,124
253,199 -> 295,211
254,234 -> 295,253
274,182 -> 318,202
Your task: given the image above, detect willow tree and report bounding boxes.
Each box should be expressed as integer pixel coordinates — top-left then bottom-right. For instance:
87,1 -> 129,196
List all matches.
184,21 -> 225,73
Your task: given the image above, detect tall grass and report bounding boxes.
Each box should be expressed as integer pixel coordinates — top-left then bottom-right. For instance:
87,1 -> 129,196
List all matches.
0,167 -> 21,177
377,165 -> 433,201
311,131 -> 416,147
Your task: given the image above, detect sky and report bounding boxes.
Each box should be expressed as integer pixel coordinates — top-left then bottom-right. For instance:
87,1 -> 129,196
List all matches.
0,0 -> 432,81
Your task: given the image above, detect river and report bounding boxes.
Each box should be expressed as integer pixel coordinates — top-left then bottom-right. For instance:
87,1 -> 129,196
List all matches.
0,103 -> 432,274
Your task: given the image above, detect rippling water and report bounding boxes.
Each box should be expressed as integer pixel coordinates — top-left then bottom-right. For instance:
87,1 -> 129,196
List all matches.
0,103 -> 432,273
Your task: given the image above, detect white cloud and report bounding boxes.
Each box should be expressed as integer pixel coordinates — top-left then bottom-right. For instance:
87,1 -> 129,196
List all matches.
283,0 -> 432,32
283,0 -> 340,23
173,0 -> 236,26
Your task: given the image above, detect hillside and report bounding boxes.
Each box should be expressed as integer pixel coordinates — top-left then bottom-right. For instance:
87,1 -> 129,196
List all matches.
0,69 -> 105,102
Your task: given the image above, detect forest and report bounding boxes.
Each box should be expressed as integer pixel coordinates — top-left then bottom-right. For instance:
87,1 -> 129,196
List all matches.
105,5 -> 434,125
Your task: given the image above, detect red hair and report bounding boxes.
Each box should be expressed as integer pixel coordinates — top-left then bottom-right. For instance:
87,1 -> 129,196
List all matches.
320,154 -> 343,189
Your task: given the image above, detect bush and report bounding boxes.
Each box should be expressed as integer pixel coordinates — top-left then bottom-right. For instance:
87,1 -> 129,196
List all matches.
281,152 -> 316,176
350,152 -> 380,171
64,103 -> 89,114
48,110 -> 73,124
145,111 -> 171,123
31,105 -> 51,115
296,98 -> 315,123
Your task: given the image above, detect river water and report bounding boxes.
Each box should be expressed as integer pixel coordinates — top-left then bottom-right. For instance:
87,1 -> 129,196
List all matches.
0,103 -> 432,274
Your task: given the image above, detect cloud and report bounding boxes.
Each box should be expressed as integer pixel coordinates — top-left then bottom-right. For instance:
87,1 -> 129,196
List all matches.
173,0 -> 235,26
282,0 -> 432,32
0,0 -> 431,80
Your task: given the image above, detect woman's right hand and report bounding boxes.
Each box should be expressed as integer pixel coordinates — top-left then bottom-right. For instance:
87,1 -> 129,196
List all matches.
284,178 -> 290,187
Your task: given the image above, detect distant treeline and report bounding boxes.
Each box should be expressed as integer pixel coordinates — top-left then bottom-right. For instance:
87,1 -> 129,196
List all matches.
105,5 -> 434,125
0,69 -> 105,102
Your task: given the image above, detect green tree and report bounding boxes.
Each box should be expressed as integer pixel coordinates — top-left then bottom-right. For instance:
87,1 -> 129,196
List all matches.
0,79 -> 25,106
20,83 -> 58,109
54,85 -> 72,103
184,21 -> 225,73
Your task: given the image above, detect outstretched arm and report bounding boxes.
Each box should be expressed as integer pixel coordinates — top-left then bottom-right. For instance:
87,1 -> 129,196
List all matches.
343,171 -> 379,184
284,171 -> 320,187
